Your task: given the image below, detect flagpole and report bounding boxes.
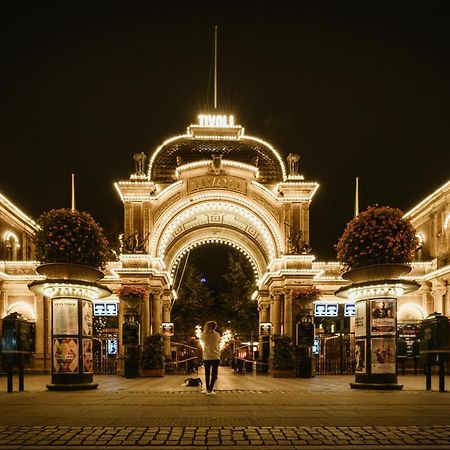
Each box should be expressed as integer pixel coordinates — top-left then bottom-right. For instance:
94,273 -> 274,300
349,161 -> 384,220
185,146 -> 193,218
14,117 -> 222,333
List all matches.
214,25 -> 218,110
71,173 -> 76,211
354,177 -> 359,217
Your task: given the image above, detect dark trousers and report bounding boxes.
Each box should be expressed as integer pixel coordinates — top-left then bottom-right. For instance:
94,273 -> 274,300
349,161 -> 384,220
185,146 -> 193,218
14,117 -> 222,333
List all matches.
204,359 -> 220,391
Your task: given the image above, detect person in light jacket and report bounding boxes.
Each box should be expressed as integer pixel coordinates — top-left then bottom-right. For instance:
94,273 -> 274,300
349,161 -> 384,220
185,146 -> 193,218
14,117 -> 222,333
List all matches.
201,321 -> 221,395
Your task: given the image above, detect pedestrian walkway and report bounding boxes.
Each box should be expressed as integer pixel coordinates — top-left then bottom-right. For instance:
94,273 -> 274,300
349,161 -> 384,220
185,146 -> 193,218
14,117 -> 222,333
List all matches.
0,368 -> 449,449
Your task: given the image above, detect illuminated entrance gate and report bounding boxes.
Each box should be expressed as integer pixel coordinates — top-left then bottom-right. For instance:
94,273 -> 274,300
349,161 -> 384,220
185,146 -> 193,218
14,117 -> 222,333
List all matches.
114,114 -> 321,370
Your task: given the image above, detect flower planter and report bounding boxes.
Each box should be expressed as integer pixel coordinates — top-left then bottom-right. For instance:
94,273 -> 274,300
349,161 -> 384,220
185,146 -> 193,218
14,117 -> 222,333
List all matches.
342,263 -> 411,283
141,369 -> 165,377
36,262 -> 104,282
120,295 -> 142,311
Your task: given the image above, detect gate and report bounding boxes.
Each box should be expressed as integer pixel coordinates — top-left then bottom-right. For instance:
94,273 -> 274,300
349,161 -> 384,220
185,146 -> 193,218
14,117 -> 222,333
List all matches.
315,332 -> 355,375
93,336 -> 118,375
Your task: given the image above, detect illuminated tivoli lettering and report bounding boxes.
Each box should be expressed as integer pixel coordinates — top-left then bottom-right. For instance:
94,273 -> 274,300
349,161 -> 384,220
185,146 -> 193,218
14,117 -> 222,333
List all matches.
197,114 -> 235,127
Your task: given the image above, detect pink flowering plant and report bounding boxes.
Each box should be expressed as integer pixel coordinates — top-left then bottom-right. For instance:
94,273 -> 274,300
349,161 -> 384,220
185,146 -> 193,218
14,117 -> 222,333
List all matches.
35,208 -> 109,269
117,285 -> 147,300
335,205 -> 418,270
291,285 -> 322,301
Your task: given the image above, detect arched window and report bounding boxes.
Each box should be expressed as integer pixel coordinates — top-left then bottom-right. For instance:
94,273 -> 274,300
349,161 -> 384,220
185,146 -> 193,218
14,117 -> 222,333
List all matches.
4,231 -> 20,261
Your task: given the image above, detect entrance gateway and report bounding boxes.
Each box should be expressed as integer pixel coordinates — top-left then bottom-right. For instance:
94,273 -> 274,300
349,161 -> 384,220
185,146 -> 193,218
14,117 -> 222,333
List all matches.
114,113 -> 329,367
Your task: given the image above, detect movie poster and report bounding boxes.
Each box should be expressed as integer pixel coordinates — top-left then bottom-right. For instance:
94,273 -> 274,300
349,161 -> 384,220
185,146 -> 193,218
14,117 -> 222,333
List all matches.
370,299 -> 396,335
371,337 -> 396,374
53,338 -> 79,373
82,300 -> 93,336
83,339 -> 93,373
355,301 -> 366,337
53,298 -> 78,335
355,339 -> 366,374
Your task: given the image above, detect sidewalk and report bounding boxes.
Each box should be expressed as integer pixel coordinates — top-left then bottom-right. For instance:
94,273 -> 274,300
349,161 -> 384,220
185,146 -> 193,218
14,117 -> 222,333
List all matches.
0,368 -> 449,449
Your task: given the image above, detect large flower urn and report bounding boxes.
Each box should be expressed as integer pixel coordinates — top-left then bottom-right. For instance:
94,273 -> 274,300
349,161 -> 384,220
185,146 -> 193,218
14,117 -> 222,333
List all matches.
336,263 -> 419,390
29,263 -> 111,390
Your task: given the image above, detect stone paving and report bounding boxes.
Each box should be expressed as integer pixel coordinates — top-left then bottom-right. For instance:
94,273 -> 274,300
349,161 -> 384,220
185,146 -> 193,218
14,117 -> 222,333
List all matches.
0,369 -> 449,449
0,425 -> 450,449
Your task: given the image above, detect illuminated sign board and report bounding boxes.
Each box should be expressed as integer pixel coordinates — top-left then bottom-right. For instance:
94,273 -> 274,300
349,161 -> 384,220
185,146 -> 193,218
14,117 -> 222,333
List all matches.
344,303 -> 356,317
197,114 -> 235,127
314,303 -> 339,317
259,322 -> 272,336
107,339 -> 118,355
312,337 -> 320,355
93,302 -> 118,316
161,322 -> 174,336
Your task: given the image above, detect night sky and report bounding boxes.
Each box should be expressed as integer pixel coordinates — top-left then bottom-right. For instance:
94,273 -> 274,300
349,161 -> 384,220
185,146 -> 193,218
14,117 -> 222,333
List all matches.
1,3 -> 449,261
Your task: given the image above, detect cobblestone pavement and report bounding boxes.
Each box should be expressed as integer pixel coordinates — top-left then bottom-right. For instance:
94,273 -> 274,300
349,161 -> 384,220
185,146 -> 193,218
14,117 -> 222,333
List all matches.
0,370 -> 449,448
0,425 -> 449,449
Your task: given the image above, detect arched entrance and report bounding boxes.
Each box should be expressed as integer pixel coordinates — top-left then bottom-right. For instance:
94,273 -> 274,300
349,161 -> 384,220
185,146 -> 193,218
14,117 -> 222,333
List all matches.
114,114 -> 320,364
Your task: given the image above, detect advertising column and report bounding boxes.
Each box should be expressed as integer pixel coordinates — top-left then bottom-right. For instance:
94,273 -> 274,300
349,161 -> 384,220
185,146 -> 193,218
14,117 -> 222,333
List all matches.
336,279 -> 419,390
52,297 -> 94,388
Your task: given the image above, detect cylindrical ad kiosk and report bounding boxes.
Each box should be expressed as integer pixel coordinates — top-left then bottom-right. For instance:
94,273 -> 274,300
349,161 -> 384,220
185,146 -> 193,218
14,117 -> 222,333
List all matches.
336,279 -> 419,389
30,273 -> 111,390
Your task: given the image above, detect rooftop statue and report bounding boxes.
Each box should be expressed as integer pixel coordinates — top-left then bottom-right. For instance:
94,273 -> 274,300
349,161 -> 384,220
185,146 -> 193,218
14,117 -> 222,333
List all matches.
287,153 -> 300,176
133,152 -> 146,175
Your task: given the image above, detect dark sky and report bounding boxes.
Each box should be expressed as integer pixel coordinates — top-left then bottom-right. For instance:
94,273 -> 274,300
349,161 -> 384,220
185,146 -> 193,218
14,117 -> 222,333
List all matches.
1,3 -> 449,260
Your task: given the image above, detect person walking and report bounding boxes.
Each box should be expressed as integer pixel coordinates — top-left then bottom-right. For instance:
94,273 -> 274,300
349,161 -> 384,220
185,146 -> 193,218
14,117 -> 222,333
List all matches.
201,321 -> 221,395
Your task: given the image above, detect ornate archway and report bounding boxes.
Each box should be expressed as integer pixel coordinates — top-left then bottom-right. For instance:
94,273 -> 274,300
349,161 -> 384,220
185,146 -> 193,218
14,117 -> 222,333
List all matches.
115,114 -> 320,357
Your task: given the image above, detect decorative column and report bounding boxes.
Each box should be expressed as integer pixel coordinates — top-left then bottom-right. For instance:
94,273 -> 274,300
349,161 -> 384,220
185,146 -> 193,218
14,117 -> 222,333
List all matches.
270,291 -> 281,336
152,291 -> 162,334
432,281 -> 447,315
258,301 -> 270,373
162,294 -> 172,361
29,264 -> 111,390
284,289 -> 293,337
336,264 -> 419,390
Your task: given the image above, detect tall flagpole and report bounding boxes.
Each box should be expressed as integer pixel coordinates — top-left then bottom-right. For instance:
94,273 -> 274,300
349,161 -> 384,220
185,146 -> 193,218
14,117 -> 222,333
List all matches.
214,25 -> 218,110
71,173 -> 76,211
354,177 -> 359,217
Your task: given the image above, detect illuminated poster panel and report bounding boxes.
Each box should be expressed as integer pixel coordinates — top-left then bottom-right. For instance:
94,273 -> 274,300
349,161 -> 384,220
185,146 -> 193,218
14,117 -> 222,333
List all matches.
355,340 -> 366,374
53,338 -> 79,373
370,299 -> 396,335
53,298 -> 78,335
83,339 -> 93,373
355,301 -> 366,337
82,300 -> 93,336
371,337 -> 396,374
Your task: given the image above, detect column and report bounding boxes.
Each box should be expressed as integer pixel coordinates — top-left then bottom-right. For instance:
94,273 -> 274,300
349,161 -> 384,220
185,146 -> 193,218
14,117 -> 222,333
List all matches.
432,281 -> 447,315
284,290 -> 293,337
152,291 -> 162,334
257,301 -> 270,372
34,294 -> 45,372
162,296 -> 171,360
270,292 -> 281,336
141,291 -> 150,342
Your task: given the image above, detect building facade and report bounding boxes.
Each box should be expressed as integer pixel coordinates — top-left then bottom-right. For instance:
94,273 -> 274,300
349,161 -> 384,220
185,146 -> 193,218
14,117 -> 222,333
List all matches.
0,115 -> 449,374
